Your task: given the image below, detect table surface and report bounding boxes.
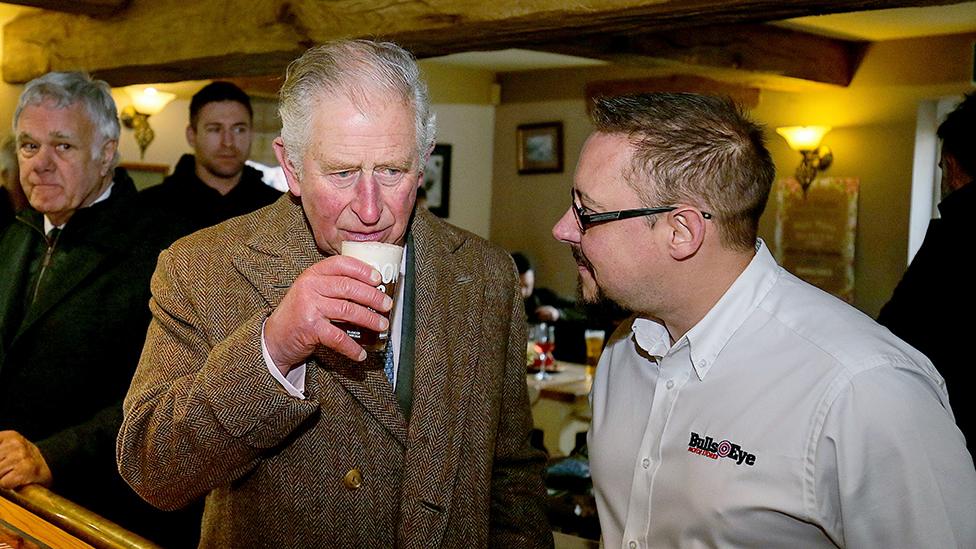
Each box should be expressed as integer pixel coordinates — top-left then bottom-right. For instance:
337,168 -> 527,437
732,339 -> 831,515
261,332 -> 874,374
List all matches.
527,361 -> 592,402
553,531 -> 600,548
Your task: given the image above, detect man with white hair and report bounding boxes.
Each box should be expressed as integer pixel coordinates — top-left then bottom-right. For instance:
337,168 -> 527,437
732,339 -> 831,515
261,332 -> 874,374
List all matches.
0,71 -> 192,545
119,40 -> 551,548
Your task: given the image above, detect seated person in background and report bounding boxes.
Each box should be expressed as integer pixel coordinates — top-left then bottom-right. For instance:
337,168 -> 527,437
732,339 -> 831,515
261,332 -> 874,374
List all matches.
513,251 -> 584,324
0,134 -> 28,227
513,252 -> 589,363
140,81 -> 281,236
0,71 -> 196,547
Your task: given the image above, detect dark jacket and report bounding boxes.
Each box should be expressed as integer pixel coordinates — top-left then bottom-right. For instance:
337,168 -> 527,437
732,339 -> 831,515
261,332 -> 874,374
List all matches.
878,180 -> 976,458
140,153 -> 281,240
0,188 -> 18,230
0,169 -> 197,546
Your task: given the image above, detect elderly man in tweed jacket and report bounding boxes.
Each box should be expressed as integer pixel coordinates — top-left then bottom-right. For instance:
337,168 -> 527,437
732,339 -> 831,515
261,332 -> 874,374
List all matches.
117,40 -> 552,548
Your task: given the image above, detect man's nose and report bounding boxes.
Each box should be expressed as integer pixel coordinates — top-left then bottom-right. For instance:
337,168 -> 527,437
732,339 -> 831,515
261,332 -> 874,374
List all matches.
220,128 -> 235,147
32,146 -> 56,172
553,207 -> 581,244
352,174 -> 382,225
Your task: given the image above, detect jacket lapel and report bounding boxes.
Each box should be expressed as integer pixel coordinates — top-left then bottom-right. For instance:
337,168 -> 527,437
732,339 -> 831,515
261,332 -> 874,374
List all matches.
17,240 -> 107,338
230,196 -> 408,444
232,196 -> 319,309
399,210 -> 482,544
11,178 -> 141,342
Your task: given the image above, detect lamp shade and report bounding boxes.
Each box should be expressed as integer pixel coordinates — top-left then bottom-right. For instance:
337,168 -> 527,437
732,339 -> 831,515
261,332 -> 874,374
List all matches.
776,126 -> 831,152
125,86 -> 176,115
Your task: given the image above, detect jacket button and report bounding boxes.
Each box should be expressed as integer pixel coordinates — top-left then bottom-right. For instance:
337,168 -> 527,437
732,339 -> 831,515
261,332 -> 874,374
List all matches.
343,468 -> 363,490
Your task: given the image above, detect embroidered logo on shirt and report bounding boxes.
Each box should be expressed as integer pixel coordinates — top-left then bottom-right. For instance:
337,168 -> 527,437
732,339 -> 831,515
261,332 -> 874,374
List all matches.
687,432 -> 757,466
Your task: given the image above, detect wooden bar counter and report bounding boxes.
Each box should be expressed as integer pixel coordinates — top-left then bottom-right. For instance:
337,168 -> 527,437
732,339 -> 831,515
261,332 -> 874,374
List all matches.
0,486 -> 159,549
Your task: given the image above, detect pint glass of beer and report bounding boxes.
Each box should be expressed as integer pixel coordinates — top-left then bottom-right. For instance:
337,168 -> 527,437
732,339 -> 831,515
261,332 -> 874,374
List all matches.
584,329 -> 606,379
340,241 -> 403,351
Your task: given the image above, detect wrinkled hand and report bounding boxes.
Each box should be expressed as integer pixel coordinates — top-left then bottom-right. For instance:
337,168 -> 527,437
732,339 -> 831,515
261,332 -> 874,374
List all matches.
0,431 -> 53,489
264,255 -> 392,373
535,305 -> 561,322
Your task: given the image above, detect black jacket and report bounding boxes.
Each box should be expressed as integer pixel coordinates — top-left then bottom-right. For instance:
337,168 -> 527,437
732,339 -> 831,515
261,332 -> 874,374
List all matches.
0,169 -> 196,546
878,180 -> 976,458
140,153 -> 282,240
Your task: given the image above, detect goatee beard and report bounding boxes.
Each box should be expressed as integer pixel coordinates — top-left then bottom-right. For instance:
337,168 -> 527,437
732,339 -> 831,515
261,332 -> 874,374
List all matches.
572,246 -> 630,319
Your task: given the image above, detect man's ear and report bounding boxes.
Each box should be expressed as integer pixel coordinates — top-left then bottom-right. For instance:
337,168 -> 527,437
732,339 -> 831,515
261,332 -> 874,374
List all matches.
99,139 -> 118,177
943,153 -> 970,193
416,142 -> 435,189
185,124 -> 196,148
272,137 -> 302,196
667,206 -> 707,260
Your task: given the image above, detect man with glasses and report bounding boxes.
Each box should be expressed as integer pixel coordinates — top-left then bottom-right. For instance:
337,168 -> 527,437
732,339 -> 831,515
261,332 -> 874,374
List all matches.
553,92 -> 975,548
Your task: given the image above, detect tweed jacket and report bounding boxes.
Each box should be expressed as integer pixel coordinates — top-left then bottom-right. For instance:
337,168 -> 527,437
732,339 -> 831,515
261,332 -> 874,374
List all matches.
118,195 -> 552,548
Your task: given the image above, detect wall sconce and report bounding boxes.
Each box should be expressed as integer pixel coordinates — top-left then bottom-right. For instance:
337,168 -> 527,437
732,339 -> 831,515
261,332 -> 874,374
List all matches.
120,86 -> 176,159
776,126 -> 833,193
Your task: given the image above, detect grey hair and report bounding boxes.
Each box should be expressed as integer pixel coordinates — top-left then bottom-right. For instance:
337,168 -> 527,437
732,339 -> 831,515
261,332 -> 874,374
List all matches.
13,71 -> 121,169
590,93 -> 775,251
278,39 -> 436,180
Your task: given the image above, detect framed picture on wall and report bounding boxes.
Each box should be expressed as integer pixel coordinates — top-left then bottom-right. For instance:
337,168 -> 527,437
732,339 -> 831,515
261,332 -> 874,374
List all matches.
423,144 -> 451,218
516,122 -> 563,174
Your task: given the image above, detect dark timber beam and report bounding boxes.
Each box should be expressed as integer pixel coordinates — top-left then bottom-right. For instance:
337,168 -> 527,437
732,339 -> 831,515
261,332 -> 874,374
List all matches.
2,0 -> 957,86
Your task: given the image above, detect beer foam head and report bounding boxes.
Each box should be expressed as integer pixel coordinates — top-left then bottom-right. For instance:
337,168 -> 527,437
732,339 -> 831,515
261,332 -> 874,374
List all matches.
341,241 -> 403,282
341,241 -> 403,262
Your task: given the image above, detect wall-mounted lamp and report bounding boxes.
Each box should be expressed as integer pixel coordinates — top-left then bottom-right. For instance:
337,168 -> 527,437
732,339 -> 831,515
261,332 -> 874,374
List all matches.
776,126 -> 833,193
120,86 -> 176,159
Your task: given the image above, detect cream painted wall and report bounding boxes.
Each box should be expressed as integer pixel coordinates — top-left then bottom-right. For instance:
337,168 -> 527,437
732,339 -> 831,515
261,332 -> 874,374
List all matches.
431,103 -> 496,238
111,94 -> 192,169
490,32 -> 976,317
491,100 -> 589,300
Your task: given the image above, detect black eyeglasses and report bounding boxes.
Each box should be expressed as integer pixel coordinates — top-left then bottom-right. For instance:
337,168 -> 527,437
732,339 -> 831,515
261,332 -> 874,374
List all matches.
570,189 -> 713,234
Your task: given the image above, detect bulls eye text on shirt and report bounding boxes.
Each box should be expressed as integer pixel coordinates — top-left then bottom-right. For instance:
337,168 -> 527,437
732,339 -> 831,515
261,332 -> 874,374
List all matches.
688,432 -> 757,466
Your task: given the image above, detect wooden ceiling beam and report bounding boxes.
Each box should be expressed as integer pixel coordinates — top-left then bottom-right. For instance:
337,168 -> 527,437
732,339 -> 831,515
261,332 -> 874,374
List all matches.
529,25 -> 869,87
2,0 -> 958,86
1,0 -> 130,17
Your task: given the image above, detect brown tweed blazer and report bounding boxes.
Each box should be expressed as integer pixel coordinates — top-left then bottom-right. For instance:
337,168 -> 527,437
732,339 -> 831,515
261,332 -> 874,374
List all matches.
118,195 -> 552,548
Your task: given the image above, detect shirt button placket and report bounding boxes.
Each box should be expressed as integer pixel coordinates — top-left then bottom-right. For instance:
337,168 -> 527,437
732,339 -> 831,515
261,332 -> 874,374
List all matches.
629,540 -> 638,549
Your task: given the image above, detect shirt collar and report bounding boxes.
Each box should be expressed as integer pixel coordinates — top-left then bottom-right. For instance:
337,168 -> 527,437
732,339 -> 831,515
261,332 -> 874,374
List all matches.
631,239 -> 781,381
44,181 -> 114,234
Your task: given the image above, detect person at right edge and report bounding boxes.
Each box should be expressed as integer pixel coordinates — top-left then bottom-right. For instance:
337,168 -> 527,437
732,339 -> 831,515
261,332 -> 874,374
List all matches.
879,92 -> 975,460
118,40 -> 551,548
552,92 -> 975,548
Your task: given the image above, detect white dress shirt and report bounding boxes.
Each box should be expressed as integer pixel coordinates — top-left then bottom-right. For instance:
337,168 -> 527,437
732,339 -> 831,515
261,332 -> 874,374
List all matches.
43,181 -> 114,233
589,240 -> 976,549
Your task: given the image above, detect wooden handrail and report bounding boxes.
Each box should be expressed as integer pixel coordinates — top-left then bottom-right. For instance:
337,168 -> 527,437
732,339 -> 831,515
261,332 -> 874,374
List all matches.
0,485 -> 161,549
